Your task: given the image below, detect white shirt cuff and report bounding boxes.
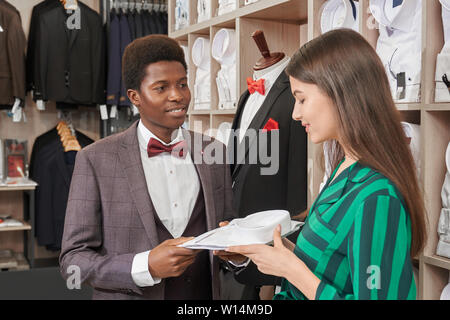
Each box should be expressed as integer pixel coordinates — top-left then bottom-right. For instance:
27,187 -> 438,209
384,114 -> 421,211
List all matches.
228,258 -> 251,268
131,250 -> 161,287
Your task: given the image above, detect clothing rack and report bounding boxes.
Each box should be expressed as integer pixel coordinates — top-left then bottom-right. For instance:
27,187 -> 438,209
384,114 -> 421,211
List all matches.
103,0 -> 167,28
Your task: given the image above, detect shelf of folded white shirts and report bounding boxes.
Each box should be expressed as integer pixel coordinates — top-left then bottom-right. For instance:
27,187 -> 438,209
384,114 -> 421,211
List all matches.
170,0 -> 307,39
0,179 -> 37,191
0,219 -> 31,232
423,254 -> 450,271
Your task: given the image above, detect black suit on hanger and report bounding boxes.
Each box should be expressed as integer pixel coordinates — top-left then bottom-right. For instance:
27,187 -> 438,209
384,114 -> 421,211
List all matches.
127,10 -> 136,40
26,0 -> 58,99
37,2 -> 105,105
106,10 -> 121,106
226,70 -> 308,298
30,128 -> 94,250
134,10 -> 143,38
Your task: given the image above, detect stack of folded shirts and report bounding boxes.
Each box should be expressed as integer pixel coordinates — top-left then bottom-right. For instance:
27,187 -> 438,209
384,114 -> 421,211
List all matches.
179,210 -> 304,250
0,219 -> 23,228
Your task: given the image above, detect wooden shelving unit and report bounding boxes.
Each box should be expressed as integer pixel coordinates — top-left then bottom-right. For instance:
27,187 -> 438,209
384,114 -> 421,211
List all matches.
170,0 -> 450,299
0,181 -> 36,270
0,220 -> 32,233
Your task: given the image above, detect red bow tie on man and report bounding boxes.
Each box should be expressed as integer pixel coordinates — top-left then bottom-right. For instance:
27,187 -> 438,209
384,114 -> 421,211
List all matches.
247,77 -> 265,95
147,138 -> 187,159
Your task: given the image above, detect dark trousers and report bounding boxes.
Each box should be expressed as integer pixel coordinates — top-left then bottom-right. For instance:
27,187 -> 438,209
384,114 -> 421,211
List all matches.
219,267 -> 260,300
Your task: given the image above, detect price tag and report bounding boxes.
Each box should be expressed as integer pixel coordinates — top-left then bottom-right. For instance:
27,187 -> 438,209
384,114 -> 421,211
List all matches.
36,100 -> 45,111
110,105 -> 118,119
12,107 -> 22,122
11,98 -> 21,114
99,104 -> 108,120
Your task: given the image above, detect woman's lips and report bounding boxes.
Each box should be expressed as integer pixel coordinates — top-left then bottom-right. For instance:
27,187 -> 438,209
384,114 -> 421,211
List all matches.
302,123 -> 310,133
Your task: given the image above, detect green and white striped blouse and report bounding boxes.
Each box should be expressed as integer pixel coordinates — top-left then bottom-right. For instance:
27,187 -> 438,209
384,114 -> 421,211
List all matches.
274,161 -> 416,300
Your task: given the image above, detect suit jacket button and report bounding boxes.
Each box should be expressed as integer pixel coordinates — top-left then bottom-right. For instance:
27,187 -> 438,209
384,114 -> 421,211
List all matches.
185,277 -> 192,284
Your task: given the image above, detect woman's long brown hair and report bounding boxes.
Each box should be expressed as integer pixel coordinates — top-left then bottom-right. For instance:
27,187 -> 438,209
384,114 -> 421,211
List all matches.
286,29 -> 427,258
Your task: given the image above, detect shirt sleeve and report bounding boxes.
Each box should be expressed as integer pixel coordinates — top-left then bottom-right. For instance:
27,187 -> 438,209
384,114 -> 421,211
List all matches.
131,250 -> 162,287
315,195 -> 416,300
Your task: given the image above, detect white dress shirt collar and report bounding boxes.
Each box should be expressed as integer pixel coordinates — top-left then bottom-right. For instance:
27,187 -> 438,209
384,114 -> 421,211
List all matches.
370,0 -> 419,32
252,56 -> 291,93
137,120 -> 184,152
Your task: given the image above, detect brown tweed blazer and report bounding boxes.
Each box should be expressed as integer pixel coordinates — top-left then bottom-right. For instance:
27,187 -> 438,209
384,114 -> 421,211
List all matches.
59,121 -> 235,299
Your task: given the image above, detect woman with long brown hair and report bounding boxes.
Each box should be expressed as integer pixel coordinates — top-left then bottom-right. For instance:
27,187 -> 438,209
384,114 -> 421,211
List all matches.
222,29 -> 427,300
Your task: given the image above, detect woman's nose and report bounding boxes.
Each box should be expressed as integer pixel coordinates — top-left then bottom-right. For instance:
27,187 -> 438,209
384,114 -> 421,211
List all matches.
292,103 -> 302,121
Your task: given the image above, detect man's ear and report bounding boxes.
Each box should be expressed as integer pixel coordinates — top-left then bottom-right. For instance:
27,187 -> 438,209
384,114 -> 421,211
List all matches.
127,89 -> 140,107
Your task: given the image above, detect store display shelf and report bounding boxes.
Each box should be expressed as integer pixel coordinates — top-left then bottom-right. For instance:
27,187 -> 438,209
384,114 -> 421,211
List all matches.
170,0 -> 307,39
212,109 -> 237,115
0,184 -> 37,192
423,103 -> 450,111
239,0 -> 308,23
423,254 -> 450,271
395,103 -> 422,111
188,109 -> 212,115
0,220 -> 31,232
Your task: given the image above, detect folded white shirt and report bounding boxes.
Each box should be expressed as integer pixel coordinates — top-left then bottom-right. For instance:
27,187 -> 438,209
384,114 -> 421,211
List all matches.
175,0 -> 189,30
197,0 -> 211,23
212,28 -> 237,109
370,0 -> 422,103
218,0 -> 236,15
192,37 -> 211,109
179,210 -> 304,250
0,219 -> 23,227
435,0 -> 450,102
320,0 -> 359,34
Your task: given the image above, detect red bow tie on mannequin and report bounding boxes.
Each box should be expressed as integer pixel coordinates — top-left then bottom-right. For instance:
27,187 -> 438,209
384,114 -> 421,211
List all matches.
247,77 -> 265,95
147,138 -> 187,159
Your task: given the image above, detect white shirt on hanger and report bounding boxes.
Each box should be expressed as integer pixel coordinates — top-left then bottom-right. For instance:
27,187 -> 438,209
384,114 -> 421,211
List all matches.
437,143 -> 450,259
131,120 -> 200,287
238,56 -> 290,142
212,28 -> 237,109
320,0 -> 360,34
435,0 -> 450,102
370,0 -> 422,103
197,0 -> 211,23
192,37 -> 211,109
218,0 -> 236,15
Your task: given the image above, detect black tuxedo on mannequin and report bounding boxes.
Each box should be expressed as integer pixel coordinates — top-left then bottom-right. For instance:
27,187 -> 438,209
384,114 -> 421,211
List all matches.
226,69 -> 308,300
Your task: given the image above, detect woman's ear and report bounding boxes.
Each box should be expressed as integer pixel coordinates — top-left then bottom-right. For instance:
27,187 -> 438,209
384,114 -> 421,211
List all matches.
127,89 -> 140,107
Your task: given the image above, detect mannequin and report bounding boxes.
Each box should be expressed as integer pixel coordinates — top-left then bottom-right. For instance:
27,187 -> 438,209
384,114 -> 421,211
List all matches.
225,30 -> 307,300
435,0 -> 450,102
320,0 -> 359,34
437,143 -> 450,259
192,37 -> 211,110
212,28 -> 237,109
238,30 -> 290,142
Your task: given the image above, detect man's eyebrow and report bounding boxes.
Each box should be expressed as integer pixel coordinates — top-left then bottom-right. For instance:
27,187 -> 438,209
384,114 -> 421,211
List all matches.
151,77 -> 188,85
